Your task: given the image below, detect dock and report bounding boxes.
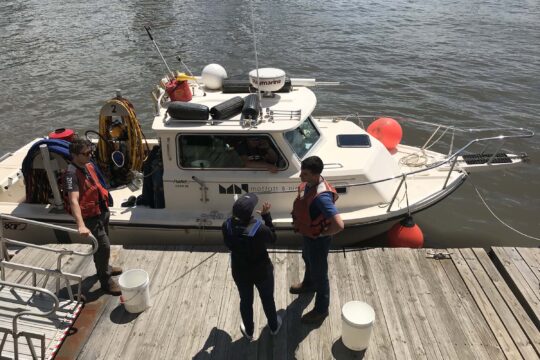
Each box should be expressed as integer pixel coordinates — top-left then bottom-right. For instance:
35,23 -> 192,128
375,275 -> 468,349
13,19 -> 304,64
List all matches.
1,245 -> 539,359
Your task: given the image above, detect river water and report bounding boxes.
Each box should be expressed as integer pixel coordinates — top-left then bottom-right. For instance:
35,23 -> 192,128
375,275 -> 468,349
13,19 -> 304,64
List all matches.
1,0 -> 539,247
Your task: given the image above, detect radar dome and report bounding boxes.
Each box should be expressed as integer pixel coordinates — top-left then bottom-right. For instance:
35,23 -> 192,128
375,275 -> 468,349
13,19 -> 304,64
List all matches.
202,64 -> 228,90
249,68 -> 286,92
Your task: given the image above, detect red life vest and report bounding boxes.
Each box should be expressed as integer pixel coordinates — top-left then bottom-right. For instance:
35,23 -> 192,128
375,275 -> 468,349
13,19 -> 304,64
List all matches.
64,163 -> 110,219
291,178 -> 338,238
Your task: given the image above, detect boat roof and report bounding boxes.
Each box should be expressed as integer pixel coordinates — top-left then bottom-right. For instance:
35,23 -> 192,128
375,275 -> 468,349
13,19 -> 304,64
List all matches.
152,85 -> 317,133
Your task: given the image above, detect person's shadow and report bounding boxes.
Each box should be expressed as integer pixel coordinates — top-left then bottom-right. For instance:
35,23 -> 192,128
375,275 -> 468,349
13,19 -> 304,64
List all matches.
193,293 -> 320,359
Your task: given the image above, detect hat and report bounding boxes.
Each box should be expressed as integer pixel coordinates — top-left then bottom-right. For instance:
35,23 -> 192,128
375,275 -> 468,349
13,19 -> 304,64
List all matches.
232,193 -> 258,221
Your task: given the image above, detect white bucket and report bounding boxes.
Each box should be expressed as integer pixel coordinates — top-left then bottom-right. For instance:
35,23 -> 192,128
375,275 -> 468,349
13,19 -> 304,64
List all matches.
118,269 -> 151,313
341,301 -> 375,351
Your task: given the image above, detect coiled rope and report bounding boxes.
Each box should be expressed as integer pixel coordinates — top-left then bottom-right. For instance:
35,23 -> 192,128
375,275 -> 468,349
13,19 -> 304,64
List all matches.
97,97 -> 148,182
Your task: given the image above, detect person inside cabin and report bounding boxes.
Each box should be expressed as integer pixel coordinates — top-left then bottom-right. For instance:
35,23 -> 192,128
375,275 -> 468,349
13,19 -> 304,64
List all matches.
290,155 -> 344,324
222,193 -> 282,340
63,138 -> 123,296
237,136 -> 279,173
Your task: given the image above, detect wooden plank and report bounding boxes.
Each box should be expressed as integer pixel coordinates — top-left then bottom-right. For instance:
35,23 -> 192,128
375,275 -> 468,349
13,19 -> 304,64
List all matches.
350,249 -> 394,360
402,250 -> 461,360
78,246 -> 167,359
390,248 -> 445,360
322,251 -> 345,358
473,248 -> 540,357
450,248 -> 522,359
516,248 -> 540,282
161,248 -> 218,360
271,249 -> 288,360
180,249 -> 222,358
492,247 -> 540,328
189,250 -> 230,358
284,249 -> 310,359
436,251 -> 505,360
378,249 -> 429,359
366,248 -> 413,359
129,246 -> 194,360
462,248 -> 535,358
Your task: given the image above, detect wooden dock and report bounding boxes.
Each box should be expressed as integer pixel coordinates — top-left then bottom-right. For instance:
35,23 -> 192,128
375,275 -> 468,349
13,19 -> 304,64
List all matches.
2,245 -> 539,359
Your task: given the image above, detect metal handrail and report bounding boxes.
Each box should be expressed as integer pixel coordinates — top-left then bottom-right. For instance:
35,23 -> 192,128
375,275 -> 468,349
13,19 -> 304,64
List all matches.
0,280 -> 59,360
0,214 -> 98,257
0,214 -> 97,301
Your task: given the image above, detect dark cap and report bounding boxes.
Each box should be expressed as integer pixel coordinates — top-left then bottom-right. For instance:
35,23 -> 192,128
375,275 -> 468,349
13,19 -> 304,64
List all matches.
232,193 -> 258,221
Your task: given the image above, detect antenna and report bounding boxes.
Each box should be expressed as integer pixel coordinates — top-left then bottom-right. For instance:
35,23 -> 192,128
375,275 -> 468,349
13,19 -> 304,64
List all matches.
249,0 -> 263,118
144,26 -> 175,78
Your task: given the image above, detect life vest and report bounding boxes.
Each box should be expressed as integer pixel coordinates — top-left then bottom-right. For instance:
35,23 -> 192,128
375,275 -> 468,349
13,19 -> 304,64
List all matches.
291,178 -> 338,238
64,163 -> 110,219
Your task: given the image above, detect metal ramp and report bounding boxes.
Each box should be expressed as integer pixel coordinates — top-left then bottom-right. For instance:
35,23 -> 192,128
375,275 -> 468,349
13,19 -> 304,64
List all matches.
0,215 -> 97,360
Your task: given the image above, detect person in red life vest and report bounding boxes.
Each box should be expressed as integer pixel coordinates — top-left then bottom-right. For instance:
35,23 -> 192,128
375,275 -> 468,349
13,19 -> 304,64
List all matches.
64,139 -> 123,295
290,156 -> 344,324
222,193 -> 282,340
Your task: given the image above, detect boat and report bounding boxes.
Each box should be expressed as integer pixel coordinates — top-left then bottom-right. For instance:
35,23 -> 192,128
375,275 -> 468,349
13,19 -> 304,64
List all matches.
0,64 -> 533,246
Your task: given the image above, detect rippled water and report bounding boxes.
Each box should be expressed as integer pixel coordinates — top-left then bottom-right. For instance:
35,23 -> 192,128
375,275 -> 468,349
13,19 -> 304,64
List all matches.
1,0 -> 539,247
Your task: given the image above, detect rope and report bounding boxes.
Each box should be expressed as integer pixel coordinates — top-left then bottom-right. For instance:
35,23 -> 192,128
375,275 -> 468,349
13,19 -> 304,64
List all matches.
97,97 -> 148,184
471,180 -> 540,242
399,126 -> 449,168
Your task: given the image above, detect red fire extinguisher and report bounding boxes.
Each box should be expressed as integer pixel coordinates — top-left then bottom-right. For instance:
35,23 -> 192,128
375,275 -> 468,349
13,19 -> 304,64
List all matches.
165,73 -> 196,102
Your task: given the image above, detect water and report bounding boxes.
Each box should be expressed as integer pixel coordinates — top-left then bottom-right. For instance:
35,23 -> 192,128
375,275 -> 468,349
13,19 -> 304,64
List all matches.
1,0 -> 539,247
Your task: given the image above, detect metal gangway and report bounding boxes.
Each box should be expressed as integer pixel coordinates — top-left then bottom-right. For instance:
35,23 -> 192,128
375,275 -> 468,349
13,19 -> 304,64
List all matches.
0,214 -> 97,360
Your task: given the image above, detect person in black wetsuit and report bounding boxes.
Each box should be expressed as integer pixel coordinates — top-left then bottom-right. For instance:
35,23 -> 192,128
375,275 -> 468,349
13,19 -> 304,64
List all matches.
222,193 -> 282,340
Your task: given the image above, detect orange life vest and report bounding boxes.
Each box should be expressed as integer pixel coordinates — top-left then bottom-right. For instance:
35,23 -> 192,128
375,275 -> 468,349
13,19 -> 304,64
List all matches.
291,178 -> 338,238
64,163 -> 110,219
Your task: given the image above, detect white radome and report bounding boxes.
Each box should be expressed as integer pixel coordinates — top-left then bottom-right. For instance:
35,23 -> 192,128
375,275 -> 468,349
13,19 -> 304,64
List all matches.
249,68 -> 286,92
202,63 -> 228,90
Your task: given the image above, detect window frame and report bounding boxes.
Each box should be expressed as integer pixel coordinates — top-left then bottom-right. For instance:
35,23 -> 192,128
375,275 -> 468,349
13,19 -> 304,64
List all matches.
176,133 -> 289,171
283,116 -> 321,160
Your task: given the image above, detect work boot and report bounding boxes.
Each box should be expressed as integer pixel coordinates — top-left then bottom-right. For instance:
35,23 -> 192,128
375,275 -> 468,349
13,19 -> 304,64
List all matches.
111,266 -> 123,276
301,309 -> 328,324
289,282 -> 314,295
102,278 -> 122,296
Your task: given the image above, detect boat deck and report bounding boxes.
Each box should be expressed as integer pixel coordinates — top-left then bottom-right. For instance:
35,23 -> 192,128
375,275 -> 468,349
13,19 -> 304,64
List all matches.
3,245 -> 539,359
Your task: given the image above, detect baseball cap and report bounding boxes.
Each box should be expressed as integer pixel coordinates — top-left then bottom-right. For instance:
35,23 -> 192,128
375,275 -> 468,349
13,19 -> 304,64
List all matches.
232,193 -> 258,221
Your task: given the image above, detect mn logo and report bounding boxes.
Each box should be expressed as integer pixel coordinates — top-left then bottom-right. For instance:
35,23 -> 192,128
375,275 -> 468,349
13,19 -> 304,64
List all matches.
218,184 -> 249,194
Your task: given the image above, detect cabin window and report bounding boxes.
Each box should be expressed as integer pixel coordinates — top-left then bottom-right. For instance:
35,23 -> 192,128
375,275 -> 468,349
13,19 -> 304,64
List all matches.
177,134 -> 287,171
336,134 -> 371,148
284,116 -> 320,158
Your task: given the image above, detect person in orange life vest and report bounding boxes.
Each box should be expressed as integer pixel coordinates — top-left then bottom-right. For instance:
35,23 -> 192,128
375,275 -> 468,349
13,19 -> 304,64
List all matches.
222,193 -> 282,340
64,139 -> 123,295
290,156 -> 344,324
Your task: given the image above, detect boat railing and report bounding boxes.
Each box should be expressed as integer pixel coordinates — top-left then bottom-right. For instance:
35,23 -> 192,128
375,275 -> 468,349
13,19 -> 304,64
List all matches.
0,280 -> 59,360
334,123 -> 532,212
256,120 -> 532,213
0,214 -> 98,300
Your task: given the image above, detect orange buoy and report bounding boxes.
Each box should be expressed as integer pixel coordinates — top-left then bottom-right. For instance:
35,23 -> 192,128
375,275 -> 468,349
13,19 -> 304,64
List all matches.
367,117 -> 402,151
388,216 -> 424,248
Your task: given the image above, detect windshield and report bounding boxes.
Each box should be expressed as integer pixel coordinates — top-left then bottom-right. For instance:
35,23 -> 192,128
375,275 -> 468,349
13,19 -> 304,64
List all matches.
284,117 -> 320,158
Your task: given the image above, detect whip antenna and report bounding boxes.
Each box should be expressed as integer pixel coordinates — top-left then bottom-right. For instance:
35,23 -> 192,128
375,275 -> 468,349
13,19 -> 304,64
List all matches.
249,0 -> 263,113
144,26 -> 174,78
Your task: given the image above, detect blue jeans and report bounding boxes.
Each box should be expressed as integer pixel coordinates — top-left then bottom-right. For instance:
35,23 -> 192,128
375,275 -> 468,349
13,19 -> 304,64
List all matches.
302,235 -> 331,313
234,268 -> 278,335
